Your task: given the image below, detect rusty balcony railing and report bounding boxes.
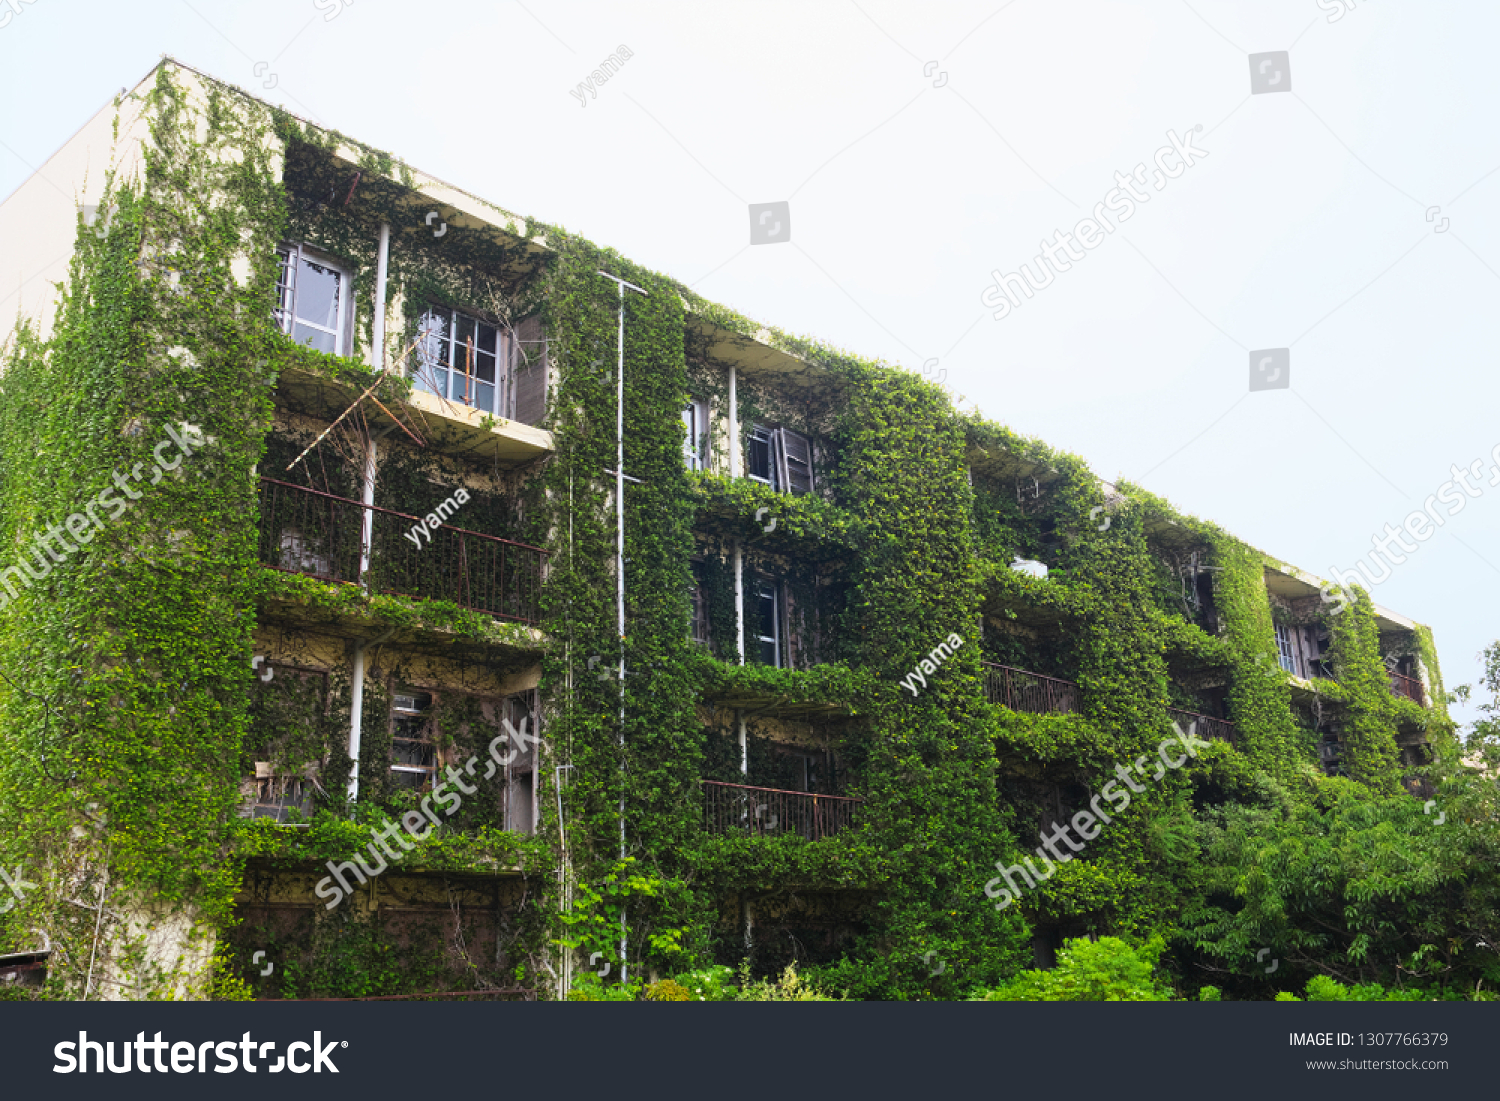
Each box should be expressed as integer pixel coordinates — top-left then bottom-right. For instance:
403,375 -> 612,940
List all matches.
981,662 -> 1081,715
1166,707 -> 1237,747
257,477 -> 546,625
702,780 -> 862,842
239,768 -> 319,822
1389,671 -> 1426,706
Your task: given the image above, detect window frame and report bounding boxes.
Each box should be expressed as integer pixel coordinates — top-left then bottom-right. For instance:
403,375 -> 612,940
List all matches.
244,663 -> 331,822
748,423 -> 777,488
383,685 -> 538,835
776,427 -> 814,496
753,577 -> 781,668
689,580 -> 710,648
275,242 -> 353,357
746,424 -> 815,496
1274,623 -> 1299,676
414,304 -> 511,417
390,688 -> 439,792
682,399 -> 709,471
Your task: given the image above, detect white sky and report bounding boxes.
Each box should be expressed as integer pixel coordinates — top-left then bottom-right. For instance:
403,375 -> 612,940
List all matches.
2,0 -> 1497,727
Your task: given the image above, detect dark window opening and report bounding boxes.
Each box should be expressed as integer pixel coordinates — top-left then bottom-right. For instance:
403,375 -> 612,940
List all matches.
748,424 -> 776,487
391,690 -> 437,792
755,579 -> 780,667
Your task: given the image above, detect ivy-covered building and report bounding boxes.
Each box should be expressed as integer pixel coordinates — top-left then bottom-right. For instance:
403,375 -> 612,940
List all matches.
0,59 -> 1450,1000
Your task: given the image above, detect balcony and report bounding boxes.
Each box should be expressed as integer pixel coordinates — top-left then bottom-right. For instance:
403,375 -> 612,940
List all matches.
1166,707 -> 1236,747
257,478 -> 546,625
981,662 -> 1080,715
1389,671 -> 1425,706
239,766 -> 319,822
702,780 -> 861,842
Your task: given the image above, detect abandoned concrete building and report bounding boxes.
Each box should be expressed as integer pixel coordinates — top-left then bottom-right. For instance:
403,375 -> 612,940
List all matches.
0,59 -> 1448,1000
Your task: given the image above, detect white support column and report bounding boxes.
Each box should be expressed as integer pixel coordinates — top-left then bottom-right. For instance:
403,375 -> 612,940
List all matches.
728,365 -> 740,478
734,539 -> 744,665
371,222 -> 390,370
347,641 -> 367,801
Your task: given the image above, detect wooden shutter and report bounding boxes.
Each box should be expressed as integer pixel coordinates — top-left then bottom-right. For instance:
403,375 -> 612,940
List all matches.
782,583 -> 798,670
504,692 -> 536,834
511,315 -> 549,426
775,429 -> 814,495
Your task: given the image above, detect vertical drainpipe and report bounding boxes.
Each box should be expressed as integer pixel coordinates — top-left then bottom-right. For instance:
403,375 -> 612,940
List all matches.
729,366 -> 746,774
729,367 -> 750,955
347,223 -> 391,803
734,543 -> 746,774
615,283 -> 628,986
728,365 -> 739,478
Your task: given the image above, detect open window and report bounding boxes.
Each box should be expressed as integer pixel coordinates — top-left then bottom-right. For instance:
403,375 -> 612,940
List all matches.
275,243 -> 351,356
682,399 -> 709,471
242,664 -> 330,821
415,305 -> 509,416
384,687 -> 537,834
689,580 -> 710,648
391,689 -> 438,791
746,424 -> 814,495
1274,624 -> 1298,675
753,578 -> 781,667
502,693 -> 536,835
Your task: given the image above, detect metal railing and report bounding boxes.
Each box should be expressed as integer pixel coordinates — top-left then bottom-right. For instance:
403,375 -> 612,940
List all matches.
981,662 -> 1081,715
1166,707 -> 1237,747
1389,671 -> 1425,706
240,773 -> 317,822
702,780 -> 861,842
257,478 -> 546,625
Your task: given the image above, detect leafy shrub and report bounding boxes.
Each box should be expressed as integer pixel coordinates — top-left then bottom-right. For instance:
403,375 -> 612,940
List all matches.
644,978 -> 692,1001
1277,976 -> 1428,1002
975,937 -> 1172,1001
566,973 -> 642,1001
671,964 -> 736,1001
735,964 -> 836,1001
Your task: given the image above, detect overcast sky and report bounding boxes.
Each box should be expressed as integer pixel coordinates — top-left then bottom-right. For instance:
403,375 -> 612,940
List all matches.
2,0 -> 1497,727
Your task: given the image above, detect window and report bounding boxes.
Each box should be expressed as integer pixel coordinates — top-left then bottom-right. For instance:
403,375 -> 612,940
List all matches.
777,429 -> 813,496
385,687 -> 537,834
501,693 -> 536,835
754,579 -> 781,667
242,664 -> 329,822
690,582 -> 709,648
1274,624 -> 1298,676
275,244 -> 350,355
391,690 -> 438,791
415,306 -> 507,415
748,424 -> 776,487
746,424 -> 814,496
682,400 -> 708,471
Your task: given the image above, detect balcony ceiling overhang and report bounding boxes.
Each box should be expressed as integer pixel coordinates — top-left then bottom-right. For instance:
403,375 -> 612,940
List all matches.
275,364 -> 552,468
1264,564 -> 1419,633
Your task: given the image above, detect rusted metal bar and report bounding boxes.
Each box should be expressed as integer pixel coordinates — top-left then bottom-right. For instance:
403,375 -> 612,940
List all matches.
1166,707 -> 1237,746
701,780 -> 862,841
256,478 -> 546,623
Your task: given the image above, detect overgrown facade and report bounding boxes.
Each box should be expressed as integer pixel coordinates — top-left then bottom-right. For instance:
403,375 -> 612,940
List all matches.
0,61 -> 1451,1000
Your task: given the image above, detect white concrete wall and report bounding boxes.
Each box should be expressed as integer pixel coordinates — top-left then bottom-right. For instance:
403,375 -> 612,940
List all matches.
0,78 -> 151,352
